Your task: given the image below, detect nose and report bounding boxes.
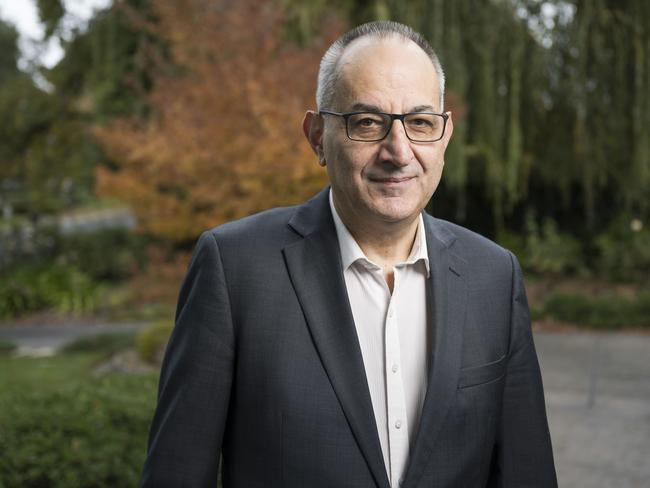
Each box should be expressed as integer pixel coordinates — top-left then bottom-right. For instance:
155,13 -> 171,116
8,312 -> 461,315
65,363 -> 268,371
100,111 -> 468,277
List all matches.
379,119 -> 413,167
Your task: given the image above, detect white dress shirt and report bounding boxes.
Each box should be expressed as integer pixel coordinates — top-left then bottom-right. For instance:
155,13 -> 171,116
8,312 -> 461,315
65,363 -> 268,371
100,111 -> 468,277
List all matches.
329,190 -> 431,487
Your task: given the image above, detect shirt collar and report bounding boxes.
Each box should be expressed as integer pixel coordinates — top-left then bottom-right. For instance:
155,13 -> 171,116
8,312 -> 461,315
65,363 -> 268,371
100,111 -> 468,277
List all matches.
329,189 -> 430,277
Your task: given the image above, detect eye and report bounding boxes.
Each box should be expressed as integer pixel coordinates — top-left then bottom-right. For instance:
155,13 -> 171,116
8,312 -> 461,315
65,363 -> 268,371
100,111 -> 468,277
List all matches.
353,114 -> 384,127
359,118 -> 377,126
410,117 -> 434,127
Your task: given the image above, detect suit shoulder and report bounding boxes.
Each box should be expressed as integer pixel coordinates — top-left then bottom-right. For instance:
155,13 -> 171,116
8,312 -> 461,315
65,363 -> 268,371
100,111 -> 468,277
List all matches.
429,217 -> 517,269
202,205 -> 300,250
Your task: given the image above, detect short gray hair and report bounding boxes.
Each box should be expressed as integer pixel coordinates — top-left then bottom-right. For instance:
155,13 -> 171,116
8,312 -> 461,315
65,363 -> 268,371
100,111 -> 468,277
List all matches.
316,21 -> 445,111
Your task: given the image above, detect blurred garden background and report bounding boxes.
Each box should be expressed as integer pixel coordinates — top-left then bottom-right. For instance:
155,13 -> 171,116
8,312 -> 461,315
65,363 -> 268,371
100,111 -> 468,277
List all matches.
0,0 -> 649,486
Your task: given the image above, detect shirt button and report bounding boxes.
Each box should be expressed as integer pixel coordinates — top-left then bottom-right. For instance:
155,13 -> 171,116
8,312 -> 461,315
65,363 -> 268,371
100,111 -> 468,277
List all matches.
395,420 -> 402,429
392,364 -> 399,373
388,309 -> 394,318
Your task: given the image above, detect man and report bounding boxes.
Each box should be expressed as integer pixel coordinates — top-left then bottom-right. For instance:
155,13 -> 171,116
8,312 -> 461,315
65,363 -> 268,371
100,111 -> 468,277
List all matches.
141,21 -> 557,487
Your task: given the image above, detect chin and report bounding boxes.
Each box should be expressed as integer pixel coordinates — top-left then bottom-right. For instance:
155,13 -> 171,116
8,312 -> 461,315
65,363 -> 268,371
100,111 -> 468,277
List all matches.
371,200 -> 420,223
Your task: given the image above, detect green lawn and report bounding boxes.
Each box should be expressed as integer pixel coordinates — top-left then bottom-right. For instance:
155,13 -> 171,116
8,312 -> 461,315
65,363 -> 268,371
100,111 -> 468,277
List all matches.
0,348 -> 158,487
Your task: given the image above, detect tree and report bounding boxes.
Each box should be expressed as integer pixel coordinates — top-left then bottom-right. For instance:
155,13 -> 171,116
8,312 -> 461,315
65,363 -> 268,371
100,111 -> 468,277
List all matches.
95,0 -> 338,243
0,18 -> 19,84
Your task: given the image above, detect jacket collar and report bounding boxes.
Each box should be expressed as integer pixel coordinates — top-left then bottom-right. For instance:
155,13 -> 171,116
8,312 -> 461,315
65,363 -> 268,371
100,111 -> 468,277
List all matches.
285,187 -> 467,488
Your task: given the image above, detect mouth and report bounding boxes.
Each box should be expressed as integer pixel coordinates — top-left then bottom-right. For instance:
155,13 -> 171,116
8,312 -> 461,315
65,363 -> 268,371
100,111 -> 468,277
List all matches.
368,176 -> 415,185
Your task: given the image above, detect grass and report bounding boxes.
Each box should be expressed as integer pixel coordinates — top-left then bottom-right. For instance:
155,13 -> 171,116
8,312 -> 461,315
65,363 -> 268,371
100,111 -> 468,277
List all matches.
0,345 -> 158,487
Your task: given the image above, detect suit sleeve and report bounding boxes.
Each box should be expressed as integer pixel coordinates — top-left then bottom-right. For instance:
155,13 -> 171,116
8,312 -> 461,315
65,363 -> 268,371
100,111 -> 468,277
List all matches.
140,231 -> 235,487
495,252 -> 558,487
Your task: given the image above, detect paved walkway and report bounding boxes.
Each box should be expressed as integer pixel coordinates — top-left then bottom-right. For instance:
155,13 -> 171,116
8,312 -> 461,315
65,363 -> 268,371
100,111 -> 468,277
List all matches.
0,324 -> 648,486
535,331 -> 650,488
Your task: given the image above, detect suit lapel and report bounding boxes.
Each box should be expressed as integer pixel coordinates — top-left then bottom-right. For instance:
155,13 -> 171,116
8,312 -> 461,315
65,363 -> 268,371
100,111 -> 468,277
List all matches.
283,189 -> 391,488
401,215 -> 468,488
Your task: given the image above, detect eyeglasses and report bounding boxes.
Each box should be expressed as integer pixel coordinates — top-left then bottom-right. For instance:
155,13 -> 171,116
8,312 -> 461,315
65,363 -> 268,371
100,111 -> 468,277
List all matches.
319,110 -> 448,142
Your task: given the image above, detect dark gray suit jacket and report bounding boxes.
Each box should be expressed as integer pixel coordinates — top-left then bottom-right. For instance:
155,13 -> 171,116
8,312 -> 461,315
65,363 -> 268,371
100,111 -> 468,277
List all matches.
141,187 -> 557,487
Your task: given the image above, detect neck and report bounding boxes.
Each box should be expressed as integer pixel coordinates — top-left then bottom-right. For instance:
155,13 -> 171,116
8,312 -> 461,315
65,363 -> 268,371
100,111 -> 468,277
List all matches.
333,198 -> 420,269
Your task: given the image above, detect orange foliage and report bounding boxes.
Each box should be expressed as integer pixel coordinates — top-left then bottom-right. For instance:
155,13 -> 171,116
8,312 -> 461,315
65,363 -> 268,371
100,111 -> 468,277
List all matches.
96,0 -> 341,242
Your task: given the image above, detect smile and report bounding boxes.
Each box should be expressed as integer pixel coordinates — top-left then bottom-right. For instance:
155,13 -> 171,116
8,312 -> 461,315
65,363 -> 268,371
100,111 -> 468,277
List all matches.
369,176 -> 415,185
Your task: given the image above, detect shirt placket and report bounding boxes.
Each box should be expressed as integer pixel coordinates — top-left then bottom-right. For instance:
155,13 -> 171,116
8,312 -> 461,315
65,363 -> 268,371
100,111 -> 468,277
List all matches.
385,267 -> 409,487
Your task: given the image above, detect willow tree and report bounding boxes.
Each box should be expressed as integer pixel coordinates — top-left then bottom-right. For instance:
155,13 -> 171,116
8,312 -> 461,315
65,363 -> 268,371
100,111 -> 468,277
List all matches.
280,0 -> 547,235
545,0 -> 650,228
284,0 -> 649,241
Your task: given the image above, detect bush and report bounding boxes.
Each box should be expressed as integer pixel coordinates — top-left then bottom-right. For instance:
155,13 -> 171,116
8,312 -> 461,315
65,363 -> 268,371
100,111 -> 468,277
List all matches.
543,292 -> 650,329
61,332 -> 135,357
495,230 -> 526,262
0,355 -> 158,487
58,228 -> 145,282
0,263 -> 103,319
0,340 -> 16,355
595,217 -> 650,282
135,322 -> 174,364
524,216 -> 585,275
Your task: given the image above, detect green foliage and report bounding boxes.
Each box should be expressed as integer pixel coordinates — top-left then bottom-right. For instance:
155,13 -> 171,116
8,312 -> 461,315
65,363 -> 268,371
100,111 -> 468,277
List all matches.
0,75 -> 98,215
595,217 -> 650,282
107,301 -> 173,323
0,353 -> 157,487
47,0 -> 159,119
524,216 -> 584,276
0,263 -> 103,319
0,339 -> 16,355
61,332 -> 135,356
135,321 -> 173,364
58,227 -> 144,282
0,222 -> 144,320
0,0 -> 161,220
1,0 -> 649,283
542,292 -> 650,329
36,0 -> 65,38
494,229 -> 526,262
0,19 -> 19,83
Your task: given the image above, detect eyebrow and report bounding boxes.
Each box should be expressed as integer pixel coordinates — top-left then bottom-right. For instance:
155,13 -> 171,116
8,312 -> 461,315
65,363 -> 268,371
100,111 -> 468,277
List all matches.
347,103 -> 438,113
410,104 -> 436,113
349,102 -> 382,112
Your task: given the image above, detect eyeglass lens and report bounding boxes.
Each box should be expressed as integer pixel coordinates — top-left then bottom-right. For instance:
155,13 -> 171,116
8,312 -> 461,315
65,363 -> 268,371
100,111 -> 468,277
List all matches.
347,113 -> 445,141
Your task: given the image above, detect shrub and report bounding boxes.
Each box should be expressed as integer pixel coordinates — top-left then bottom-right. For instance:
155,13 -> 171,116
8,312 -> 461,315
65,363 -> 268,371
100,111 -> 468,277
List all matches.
61,332 -> 135,357
0,355 -> 158,487
135,321 -> 174,364
595,217 -> 650,282
0,263 -> 103,319
543,292 -> 650,329
495,230 -> 526,262
58,228 -> 145,282
0,340 -> 16,355
524,216 -> 585,276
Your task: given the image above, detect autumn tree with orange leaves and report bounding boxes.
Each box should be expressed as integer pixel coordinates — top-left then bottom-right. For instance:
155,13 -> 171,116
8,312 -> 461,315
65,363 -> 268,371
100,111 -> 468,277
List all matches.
96,0 -> 339,243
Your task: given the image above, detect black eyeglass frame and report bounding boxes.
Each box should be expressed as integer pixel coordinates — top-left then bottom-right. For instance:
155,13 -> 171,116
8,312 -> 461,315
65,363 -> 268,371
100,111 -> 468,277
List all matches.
319,110 -> 449,143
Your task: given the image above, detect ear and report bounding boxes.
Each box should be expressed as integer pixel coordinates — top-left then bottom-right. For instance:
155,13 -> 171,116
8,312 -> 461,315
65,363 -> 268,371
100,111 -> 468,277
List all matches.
302,111 -> 327,166
441,111 -> 454,151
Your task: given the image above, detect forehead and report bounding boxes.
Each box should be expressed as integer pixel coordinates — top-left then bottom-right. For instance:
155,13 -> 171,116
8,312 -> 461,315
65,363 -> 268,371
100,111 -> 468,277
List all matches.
333,36 -> 440,111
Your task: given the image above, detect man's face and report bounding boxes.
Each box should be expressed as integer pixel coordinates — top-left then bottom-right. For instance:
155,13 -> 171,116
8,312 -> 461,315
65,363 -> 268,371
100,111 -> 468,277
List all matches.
308,36 -> 453,230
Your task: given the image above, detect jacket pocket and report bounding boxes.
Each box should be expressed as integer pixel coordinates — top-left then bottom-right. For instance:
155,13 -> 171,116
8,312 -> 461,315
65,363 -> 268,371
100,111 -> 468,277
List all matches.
458,354 -> 506,389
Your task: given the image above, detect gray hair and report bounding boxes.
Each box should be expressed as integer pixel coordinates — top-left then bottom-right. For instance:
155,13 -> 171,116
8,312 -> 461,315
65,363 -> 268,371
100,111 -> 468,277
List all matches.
316,21 -> 445,111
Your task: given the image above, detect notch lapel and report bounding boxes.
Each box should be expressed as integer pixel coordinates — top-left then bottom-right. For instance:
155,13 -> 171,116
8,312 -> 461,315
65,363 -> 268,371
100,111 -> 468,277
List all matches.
282,189 -> 390,488
401,216 -> 468,488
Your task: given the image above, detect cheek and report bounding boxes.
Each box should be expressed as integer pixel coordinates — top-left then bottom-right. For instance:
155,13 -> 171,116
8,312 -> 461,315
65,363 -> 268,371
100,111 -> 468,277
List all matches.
330,148 -> 372,180
418,147 -> 445,172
